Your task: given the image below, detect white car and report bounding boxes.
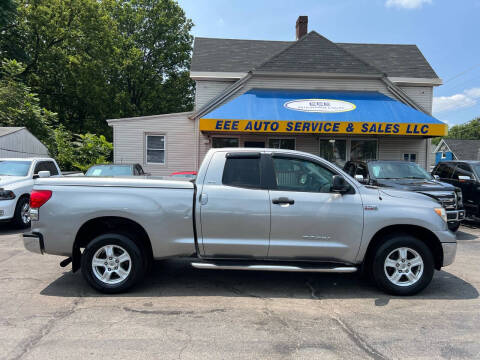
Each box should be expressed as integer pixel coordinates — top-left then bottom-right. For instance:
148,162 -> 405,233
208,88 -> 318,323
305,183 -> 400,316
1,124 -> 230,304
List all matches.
0,158 -> 61,228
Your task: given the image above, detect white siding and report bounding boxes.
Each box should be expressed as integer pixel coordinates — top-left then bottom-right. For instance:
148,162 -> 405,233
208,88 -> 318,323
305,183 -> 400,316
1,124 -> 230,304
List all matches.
110,112 -> 196,176
244,76 -> 391,95
0,129 -> 49,158
378,137 -> 428,168
399,86 -> 433,114
195,80 -> 235,109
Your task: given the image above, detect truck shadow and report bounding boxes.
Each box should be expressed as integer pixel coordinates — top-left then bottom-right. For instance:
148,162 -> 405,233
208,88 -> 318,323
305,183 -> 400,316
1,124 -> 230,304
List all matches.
40,258 -> 478,305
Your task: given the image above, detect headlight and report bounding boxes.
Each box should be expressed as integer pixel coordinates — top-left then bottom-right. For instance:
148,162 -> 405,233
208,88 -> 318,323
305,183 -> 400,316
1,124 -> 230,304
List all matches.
434,207 -> 447,222
0,190 -> 15,200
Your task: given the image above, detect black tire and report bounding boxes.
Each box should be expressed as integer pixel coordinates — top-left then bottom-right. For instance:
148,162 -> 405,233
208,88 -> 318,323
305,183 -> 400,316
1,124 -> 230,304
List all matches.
371,233 -> 434,296
448,222 -> 461,232
12,196 -> 30,229
81,233 -> 145,294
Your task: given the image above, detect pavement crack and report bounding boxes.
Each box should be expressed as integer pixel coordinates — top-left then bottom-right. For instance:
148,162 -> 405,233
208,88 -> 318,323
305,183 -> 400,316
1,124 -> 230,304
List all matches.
330,313 -> 389,360
8,298 -> 83,360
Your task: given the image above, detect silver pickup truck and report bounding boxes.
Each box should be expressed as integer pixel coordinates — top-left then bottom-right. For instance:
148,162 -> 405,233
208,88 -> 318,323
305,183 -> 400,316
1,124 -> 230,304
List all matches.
23,148 -> 457,295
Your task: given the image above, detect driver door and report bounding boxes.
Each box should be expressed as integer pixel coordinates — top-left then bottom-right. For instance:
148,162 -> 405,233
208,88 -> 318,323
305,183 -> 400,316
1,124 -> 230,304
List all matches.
267,155 -> 364,263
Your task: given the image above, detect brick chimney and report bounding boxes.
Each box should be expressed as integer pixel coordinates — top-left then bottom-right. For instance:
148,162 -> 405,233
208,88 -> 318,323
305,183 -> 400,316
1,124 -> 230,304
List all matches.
296,16 -> 308,40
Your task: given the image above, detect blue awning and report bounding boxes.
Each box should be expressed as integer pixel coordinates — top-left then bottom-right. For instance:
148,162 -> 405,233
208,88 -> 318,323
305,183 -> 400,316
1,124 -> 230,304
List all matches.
199,89 -> 447,136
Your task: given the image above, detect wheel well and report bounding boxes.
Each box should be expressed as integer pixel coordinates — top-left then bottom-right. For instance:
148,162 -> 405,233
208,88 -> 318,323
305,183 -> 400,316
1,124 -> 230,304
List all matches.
72,217 -> 153,272
363,225 -> 444,271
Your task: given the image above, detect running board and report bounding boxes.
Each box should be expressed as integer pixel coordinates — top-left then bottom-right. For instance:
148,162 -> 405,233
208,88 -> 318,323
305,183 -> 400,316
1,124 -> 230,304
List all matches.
191,262 -> 357,273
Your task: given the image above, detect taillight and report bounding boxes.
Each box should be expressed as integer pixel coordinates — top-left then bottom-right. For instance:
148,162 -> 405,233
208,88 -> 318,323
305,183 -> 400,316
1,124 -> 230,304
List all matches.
30,190 -> 52,208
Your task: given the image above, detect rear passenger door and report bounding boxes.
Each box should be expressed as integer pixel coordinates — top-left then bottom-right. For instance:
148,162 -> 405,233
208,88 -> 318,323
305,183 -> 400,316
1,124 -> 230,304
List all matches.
199,151 -> 270,258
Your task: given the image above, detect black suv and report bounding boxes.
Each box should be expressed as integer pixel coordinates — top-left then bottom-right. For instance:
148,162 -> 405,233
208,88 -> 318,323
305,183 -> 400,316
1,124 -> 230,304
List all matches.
344,160 -> 465,231
432,161 -> 480,221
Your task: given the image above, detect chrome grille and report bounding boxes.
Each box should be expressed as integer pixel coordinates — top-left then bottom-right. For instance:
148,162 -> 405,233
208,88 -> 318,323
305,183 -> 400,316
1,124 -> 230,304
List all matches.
421,191 -> 457,210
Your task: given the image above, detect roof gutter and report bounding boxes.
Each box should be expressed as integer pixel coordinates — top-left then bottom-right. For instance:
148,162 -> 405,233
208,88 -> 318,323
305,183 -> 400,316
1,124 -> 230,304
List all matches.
189,73 -> 252,120
250,70 -> 384,79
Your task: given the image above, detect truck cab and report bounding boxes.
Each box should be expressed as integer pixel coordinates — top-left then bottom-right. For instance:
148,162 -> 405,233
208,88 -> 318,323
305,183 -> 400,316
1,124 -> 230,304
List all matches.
0,158 -> 61,228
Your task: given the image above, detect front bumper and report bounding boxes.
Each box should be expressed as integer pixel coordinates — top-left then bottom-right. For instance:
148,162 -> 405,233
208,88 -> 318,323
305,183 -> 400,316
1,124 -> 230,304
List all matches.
23,232 -> 44,254
442,243 -> 457,267
434,230 -> 457,267
0,198 -> 17,221
446,209 -> 465,222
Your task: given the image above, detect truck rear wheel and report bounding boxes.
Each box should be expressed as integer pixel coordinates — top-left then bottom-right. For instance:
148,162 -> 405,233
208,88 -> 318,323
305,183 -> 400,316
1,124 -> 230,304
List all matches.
81,233 -> 145,294
372,234 -> 434,296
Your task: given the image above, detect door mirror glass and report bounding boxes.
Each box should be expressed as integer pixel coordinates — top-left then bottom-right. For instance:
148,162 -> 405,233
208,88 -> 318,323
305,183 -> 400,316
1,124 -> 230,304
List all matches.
433,174 -> 440,180
331,175 -> 351,193
354,174 -> 364,181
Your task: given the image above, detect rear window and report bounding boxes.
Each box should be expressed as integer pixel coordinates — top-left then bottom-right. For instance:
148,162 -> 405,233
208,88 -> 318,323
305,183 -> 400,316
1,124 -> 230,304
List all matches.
222,157 -> 261,188
86,165 -> 132,177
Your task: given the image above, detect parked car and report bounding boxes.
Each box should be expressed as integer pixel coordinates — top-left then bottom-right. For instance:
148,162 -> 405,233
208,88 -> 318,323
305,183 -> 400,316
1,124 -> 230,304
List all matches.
432,161 -> 480,221
85,164 -> 148,177
0,158 -> 61,228
170,171 -> 197,180
24,148 -> 456,296
344,160 -> 465,232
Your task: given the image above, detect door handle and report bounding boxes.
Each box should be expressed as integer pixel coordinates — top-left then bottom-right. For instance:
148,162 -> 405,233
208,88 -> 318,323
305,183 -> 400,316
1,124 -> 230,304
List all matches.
272,197 -> 295,205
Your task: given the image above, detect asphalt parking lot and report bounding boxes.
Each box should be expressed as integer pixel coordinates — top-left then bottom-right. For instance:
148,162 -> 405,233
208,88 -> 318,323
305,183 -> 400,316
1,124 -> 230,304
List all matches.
1,225 -> 479,360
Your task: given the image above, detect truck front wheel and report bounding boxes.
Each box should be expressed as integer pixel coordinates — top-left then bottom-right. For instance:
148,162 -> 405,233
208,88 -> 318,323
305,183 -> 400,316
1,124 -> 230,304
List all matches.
372,234 -> 434,296
81,233 -> 145,294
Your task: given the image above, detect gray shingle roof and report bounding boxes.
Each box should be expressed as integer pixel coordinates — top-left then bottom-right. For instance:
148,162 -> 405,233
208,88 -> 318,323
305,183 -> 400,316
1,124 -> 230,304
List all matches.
255,32 -> 380,75
0,127 -> 25,137
191,33 -> 439,79
337,43 -> 438,78
444,139 -> 480,160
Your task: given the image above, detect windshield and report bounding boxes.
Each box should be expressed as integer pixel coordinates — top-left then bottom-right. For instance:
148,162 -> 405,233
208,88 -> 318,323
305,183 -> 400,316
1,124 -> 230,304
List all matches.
473,165 -> 480,178
86,165 -> 132,177
369,162 -> 432,180
0,161 -> 31,176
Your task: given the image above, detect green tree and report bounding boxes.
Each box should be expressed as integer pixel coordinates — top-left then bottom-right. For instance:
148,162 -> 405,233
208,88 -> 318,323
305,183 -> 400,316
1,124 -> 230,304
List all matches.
447,117 -> 480,139
0,58 -> 56,148
72,133 -> 113,171
1,0 -> 194,137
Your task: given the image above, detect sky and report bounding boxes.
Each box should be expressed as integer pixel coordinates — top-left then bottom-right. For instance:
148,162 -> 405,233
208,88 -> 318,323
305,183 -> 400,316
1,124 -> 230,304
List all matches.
177,0 -> 480,127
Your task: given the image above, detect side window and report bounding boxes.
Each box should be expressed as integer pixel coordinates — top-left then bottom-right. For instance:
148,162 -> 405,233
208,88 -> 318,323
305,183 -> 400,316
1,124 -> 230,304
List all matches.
137,165 -> 144,175
344,162 -> 355,177
435,163 -> 454,179
222,156 -> 261,189
34,162 -> 47,174
45,161 -> 59,175
272,157 -> 335,193
453,164 -> 474,180
356,163 -> 369,178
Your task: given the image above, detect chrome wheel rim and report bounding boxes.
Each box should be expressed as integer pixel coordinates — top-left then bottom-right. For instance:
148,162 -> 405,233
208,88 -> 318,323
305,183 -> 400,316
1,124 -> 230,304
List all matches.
384,247 -> 423,287
92,245 -> 132,285
21,202 -> 30,224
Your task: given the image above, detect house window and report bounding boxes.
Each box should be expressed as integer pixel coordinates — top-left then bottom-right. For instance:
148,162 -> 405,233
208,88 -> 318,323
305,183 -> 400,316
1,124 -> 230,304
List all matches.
146,135 -> 165,164
441,151 -> 446,159
268,138 -> 295,150
350,140 -> 377,162
212,137 -> 239,148
404,153 -> 417,162
319,139 -> 347,167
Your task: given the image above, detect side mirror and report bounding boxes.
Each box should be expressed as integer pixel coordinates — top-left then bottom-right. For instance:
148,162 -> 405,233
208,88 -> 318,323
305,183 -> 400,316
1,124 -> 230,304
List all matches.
354,174 -> 368,184
433,174 -> 440,180
37,171 -> 51,178
331,175 -> 351,194
458,175 -> 472,181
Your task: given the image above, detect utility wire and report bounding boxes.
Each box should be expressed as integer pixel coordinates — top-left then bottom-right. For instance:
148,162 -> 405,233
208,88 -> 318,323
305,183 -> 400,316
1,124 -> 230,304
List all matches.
443,62 -> 480,84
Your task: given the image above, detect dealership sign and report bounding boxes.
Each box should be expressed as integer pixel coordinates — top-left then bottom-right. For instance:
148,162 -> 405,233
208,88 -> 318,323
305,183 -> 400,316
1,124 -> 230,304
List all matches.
284,99 -> 356,113
199,118 -> 448,136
